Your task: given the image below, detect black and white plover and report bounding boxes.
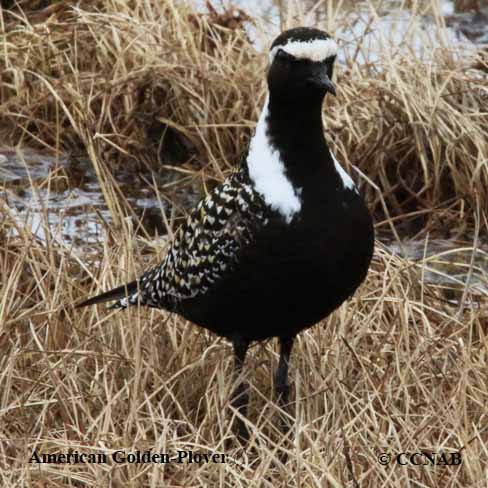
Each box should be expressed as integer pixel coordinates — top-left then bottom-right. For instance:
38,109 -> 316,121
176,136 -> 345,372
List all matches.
77,27 -> 374,437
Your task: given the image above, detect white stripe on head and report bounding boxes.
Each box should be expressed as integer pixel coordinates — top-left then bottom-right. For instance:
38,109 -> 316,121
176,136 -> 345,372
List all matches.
269,38 -> 338,63
247,96 -> 302,223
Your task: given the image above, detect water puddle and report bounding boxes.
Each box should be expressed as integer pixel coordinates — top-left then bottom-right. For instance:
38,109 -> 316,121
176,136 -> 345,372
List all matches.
1,150 -> 103,247
386,238 -> 488,300
0,148 -> 198,252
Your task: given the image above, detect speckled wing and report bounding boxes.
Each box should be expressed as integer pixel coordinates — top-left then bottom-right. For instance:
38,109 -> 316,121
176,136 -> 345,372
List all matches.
118,172 -> 267,308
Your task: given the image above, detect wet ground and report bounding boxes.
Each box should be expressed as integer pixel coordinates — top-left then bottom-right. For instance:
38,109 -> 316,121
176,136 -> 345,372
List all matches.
1,0 -> 487,296
235,0 -> 487,63
386,238 -> 488,301
0,148 -> 198,251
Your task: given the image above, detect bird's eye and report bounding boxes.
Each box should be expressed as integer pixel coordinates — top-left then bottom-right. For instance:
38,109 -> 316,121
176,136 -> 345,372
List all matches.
276,48 -> 294,62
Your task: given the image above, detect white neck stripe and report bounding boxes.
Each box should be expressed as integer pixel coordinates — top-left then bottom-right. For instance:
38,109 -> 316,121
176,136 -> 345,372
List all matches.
247,96 -> 302,223
331,152 -> 358,193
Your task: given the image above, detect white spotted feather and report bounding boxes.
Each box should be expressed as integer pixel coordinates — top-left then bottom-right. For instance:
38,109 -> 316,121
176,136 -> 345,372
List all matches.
120,173 -> 267,307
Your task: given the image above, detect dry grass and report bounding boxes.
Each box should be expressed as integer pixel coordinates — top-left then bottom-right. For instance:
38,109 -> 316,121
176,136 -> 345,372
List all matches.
1,0 -> 488,486
1,193 -> 487,486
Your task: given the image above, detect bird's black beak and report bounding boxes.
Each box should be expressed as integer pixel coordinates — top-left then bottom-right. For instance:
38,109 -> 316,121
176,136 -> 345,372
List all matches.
307,69 -> 336,96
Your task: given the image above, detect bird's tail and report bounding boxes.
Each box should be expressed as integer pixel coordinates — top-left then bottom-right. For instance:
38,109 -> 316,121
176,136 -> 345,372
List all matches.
75,280 -> 138,308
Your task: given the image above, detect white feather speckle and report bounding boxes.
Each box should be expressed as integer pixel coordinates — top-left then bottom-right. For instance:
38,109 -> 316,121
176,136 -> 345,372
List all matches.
331,152 -> 358,193
247,96 -> 302,223
270,38 -> 338,63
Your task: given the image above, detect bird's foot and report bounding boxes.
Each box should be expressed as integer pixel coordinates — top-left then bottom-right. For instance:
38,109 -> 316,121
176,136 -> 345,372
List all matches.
275,380 -> 292,435
231,382 -> 250,442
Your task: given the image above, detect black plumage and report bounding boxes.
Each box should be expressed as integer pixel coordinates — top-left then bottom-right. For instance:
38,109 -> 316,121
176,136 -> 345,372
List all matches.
77,27 -> 374,438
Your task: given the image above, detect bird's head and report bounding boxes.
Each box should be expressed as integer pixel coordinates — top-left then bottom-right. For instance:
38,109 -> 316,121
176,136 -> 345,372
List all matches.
268,27 -> 338,101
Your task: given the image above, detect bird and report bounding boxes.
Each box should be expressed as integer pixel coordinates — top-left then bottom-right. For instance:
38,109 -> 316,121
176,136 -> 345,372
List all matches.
76,27 -> 375,438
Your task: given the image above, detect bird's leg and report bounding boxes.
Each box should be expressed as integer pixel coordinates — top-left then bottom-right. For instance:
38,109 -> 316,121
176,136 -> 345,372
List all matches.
274,335 -> 295,432
231,335 -> 250,441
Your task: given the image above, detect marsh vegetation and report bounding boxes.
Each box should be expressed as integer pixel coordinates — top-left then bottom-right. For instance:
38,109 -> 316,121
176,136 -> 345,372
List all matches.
1,0 -> 487,486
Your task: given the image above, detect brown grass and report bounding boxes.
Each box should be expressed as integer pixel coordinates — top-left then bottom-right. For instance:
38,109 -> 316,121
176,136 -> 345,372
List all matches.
1,0 -> 488,486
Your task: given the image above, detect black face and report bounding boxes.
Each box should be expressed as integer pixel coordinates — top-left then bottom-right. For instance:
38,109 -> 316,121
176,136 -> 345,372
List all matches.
268,27 -> 337,101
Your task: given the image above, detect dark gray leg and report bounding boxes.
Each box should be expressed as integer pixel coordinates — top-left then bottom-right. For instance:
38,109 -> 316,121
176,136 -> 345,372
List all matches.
274,335 -> 295,432
231,335 -> 250,441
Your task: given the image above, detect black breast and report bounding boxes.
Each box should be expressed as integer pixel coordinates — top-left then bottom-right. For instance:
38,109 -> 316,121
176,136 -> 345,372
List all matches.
177,183 -> 374,342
